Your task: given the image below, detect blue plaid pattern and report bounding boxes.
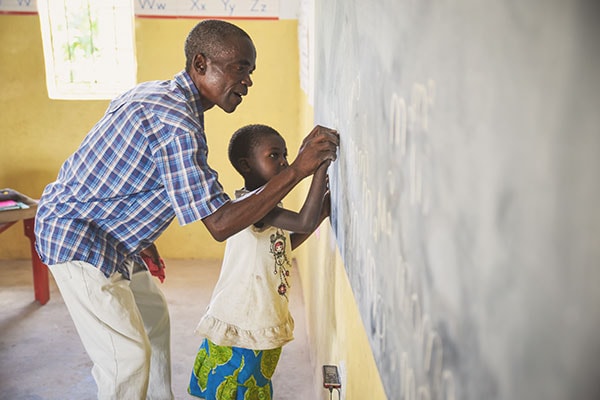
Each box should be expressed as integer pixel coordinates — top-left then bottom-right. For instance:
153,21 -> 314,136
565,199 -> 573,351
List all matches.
35,71 -> 230,278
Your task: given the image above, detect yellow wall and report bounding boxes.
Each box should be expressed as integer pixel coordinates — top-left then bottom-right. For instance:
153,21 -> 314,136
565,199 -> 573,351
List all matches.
0,15 -> 301,260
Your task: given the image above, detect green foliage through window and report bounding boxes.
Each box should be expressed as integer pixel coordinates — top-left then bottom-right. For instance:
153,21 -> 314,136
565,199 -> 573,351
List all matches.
38,0 -> 136,100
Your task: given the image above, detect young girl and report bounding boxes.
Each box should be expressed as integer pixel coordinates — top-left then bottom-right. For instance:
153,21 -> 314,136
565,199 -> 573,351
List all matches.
188,124 -> 331,399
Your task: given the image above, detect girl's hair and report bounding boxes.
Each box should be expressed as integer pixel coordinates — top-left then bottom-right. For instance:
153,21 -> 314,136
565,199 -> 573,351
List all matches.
228,124 -> 283,175
184,20 -> 252,72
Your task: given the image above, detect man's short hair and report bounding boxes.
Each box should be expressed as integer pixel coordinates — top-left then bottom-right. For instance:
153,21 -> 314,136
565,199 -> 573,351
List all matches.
184,20 -> 252,71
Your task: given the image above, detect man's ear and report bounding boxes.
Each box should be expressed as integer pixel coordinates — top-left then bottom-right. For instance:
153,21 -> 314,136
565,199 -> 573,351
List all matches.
193,54 -> 207,74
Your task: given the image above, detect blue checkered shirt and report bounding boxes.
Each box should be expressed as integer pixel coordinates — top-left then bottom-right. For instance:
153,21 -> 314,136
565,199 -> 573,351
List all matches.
35,71 -> 230,278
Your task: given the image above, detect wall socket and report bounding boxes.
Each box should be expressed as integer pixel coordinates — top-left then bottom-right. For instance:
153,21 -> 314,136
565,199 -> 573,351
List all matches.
323,364 -> 342,390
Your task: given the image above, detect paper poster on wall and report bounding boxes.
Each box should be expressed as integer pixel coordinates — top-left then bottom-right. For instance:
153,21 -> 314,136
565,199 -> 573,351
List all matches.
0,0 -> 37,14
135,0 -> 280,19
0,0 -> 282,19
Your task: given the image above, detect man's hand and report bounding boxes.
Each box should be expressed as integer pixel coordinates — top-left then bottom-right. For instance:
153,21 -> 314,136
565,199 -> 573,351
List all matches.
291,125 -> 339,178
202,126 -> 338,242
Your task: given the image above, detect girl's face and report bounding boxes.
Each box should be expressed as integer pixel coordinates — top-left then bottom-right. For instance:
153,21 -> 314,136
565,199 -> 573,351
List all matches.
245,134 -> 289,190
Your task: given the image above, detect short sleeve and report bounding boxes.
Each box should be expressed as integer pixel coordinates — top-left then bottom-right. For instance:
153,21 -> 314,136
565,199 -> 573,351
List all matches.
146,111 -> 230,225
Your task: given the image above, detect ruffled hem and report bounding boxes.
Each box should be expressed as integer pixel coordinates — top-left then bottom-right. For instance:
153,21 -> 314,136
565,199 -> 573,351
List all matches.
195,314 -> 295,350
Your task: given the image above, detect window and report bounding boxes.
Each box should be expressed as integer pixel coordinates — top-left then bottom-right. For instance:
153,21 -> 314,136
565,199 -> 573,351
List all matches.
37,0 -> 137,100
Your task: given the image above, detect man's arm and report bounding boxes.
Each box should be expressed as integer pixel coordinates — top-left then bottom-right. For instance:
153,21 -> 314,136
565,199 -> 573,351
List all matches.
202,125 -> 339,242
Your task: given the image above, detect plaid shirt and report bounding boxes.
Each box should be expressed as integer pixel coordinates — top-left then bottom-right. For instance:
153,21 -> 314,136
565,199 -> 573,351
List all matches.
35,71 -> 229,279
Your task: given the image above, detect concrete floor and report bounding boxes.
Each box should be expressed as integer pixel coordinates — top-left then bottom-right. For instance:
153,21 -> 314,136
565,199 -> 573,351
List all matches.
0,259 -> 318,400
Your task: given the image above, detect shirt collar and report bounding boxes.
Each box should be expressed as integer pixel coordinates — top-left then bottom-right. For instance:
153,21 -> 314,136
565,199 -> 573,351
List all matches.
174,70 -> 204,126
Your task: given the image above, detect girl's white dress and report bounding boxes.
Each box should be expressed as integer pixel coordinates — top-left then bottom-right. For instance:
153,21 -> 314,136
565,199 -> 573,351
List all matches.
195,190 -> 295,350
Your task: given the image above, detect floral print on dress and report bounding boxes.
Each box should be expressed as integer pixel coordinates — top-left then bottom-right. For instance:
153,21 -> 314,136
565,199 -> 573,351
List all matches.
269,229 -> 291,299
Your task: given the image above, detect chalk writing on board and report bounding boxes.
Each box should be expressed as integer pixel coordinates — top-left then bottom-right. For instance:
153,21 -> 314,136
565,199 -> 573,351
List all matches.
394,261 -> 456,400
334,74 -> 458,398
328,75 -> 456,399
317,1 -> 600,399
390,81 -> 436,215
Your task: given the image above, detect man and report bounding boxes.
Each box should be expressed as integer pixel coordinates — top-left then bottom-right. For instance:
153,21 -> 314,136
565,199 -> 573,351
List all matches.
35,20 -> 338,399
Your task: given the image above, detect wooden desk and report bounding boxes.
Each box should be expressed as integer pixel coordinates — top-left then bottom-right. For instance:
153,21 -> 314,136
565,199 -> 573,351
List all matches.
0,193 -> 50,305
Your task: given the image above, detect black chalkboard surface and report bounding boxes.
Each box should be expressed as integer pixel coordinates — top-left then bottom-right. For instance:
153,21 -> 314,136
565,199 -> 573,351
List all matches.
314,1 -> 600,399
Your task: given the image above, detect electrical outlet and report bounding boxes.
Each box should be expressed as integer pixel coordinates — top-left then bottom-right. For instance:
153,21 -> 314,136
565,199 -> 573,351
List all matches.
323,364 -> 341,389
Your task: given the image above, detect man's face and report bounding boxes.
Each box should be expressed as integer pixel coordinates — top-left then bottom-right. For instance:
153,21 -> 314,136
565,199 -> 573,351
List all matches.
194,36 -> 256,113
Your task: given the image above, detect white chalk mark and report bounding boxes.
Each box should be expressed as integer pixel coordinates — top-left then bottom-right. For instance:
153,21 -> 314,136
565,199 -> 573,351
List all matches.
416,156 -> 423,204
405,367 -> 416,400
427,79 -> 436,107
372,293 -> 387,354
410,144 -> 417,204
387,168 -> 396,197
443,370 -> 456,400
411,83 -> 429,132
418,386 -> 432,400
411,293 -> 422,334
418,314 -> 431,347
424,331 -> 443,377
365,249 -> 376,304
390,93 -> 408,155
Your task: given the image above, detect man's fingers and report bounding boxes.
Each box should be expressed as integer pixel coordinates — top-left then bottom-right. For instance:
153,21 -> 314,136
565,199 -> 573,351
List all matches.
303,126 -> 339,153
324,151 -> 337,162
311,125 -> 339,141
320,137 -> 339,161
294,125 -> 340,177
321,131 -> 340,147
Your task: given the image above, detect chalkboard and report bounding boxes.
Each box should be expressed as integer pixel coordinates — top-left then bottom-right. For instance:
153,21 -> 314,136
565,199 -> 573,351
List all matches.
314,1 -> 600,399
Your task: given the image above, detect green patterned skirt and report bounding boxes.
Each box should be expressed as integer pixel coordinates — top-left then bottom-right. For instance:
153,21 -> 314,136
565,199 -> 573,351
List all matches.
188,339 -> 282,400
